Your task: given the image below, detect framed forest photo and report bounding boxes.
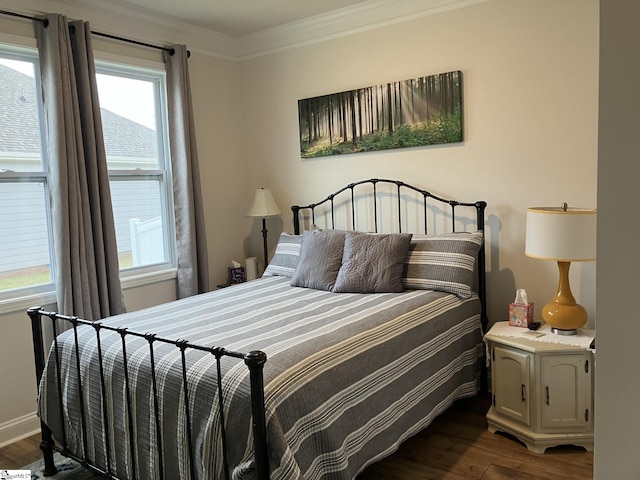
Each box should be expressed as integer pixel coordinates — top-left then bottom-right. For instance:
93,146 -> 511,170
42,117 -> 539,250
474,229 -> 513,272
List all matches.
298,70 -> 463,158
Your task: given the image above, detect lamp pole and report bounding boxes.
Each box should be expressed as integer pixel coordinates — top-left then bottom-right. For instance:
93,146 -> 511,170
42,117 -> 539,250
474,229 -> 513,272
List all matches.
261,217 -> 269,268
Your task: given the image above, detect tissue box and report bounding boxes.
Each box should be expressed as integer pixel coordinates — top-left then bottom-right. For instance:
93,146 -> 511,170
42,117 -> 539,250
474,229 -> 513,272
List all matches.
228,267 -> 246,284
509,303 -> 534,327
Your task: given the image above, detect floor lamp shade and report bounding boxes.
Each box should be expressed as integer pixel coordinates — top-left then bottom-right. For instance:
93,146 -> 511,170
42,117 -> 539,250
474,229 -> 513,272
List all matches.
525,205 -> 596,334
247,188 -> 282,219
247,188 -> 281,269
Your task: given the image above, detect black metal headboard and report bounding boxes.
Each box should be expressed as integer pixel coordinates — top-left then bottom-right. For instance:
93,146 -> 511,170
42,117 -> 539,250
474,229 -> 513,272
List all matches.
291,178 -> 488,332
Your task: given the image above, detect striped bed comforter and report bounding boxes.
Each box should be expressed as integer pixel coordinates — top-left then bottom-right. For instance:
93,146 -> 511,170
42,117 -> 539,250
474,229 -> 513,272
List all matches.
38,276 -> 483,480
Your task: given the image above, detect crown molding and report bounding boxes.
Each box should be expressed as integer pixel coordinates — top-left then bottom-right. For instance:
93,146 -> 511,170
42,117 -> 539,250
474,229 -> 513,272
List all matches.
0,0 -> 487,60
235,0 -> 488,59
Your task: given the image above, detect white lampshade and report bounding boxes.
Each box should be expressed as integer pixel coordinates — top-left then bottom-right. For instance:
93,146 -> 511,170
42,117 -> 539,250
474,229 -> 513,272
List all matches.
525,205 -> 596,262
247,188 -> 281,218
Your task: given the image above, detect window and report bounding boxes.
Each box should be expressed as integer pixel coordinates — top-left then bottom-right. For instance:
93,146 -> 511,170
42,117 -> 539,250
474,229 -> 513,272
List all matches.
0,50 -> 53,297
0,45 -> 175,303
95,64 -> 175,276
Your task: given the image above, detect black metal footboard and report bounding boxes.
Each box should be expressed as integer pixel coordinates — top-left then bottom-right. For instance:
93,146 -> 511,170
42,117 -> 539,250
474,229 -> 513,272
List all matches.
27,306 -> 270,480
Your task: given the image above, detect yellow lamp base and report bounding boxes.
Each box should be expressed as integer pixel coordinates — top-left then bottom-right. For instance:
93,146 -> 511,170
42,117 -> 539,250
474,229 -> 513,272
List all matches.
541,301 -> 588,335
542,261 -> 588,335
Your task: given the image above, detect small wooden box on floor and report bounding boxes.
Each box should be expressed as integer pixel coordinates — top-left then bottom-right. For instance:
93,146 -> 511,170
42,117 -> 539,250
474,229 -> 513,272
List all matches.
485,322 -> 594,453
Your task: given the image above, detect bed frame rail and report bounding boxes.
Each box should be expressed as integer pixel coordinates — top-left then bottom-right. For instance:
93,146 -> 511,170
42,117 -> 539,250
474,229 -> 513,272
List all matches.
27,307 -> 270,480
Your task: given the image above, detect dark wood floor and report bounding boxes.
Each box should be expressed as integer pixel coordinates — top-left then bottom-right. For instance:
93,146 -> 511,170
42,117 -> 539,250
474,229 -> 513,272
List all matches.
358,396 -> 593,480
0,396 -> 593,479
0,432 -> 42,471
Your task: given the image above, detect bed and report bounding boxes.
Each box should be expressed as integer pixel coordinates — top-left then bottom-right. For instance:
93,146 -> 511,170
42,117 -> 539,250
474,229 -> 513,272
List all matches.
28,178 -> 488,480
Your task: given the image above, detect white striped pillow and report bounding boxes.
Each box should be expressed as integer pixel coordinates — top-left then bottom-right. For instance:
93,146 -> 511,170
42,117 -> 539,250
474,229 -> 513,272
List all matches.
262,233 -> 303,278
402,231 -> 483,298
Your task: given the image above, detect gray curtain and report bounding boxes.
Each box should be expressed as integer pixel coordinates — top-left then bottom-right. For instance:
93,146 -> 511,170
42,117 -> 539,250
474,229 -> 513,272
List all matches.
35,14 -> 125,319
163,46 -> 209,298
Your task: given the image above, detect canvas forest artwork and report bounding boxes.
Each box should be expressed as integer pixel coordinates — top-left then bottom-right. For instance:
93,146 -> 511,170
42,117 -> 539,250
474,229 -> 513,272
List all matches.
298,70 -> 463,158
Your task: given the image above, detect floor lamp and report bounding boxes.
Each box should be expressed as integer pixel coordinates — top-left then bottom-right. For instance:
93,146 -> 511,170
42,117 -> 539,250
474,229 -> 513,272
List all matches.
247,188 -> 281,270
525,203 -> 597,335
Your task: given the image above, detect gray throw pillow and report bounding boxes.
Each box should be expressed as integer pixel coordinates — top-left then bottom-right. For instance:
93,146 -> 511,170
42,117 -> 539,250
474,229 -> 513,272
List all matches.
333,231 -> 413,293
290,230 -> 346,291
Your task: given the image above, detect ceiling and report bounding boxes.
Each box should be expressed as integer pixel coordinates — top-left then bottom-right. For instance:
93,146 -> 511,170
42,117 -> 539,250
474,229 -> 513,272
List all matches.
99,0 -> 373,37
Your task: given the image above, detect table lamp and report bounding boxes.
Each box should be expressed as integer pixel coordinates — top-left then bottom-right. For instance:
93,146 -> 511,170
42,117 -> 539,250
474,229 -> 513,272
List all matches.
525,203 -> 596,335
247,188 -> 281,269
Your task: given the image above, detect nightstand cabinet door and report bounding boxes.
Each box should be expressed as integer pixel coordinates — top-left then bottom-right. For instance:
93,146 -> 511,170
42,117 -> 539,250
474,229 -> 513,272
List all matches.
540,354 -> 591,431
492,345 -> 531,426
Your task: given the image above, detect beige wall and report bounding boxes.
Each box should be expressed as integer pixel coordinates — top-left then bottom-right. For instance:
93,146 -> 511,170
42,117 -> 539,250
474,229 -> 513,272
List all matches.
241,0 -> 599,325
0,0 -> 606,470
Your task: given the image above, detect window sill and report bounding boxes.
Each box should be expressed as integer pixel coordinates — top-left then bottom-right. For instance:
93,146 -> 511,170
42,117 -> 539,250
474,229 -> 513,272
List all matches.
120,267 -> 177,289
0,268 -> 177,316
0,290 -> 57,316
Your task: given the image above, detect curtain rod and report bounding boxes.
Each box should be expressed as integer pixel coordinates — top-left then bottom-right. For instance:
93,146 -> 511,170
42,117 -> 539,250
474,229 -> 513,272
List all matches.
0,9 -> 189,57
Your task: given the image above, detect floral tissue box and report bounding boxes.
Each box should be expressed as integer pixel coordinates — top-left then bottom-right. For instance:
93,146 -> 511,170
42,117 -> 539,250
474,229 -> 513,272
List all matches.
508,302 -> 534,327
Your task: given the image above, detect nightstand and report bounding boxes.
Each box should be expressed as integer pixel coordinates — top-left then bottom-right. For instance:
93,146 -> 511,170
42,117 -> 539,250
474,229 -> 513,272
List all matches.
485,322 -> 594,453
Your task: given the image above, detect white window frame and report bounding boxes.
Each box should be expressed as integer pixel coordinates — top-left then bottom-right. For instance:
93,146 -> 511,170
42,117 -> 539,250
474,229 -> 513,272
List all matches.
0,45 -> 56,311
95,61 -> 177,286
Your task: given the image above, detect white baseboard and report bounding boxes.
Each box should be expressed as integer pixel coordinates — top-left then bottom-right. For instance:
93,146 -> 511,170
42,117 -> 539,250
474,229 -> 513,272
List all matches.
0,412 -> 40,448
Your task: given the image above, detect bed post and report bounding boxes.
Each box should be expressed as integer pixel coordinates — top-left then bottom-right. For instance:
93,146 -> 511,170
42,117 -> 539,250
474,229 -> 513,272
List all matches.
474,201 -> 489,332
245,350 -> 269,480
291,206 -> 301,235
474,202 -> 490,395
27,307 -> 58,476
